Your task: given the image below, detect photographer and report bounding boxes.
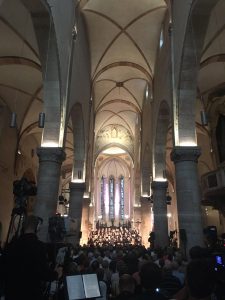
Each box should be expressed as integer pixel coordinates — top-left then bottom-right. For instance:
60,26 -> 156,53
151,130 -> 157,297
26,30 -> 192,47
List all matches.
1,215 -> 62,300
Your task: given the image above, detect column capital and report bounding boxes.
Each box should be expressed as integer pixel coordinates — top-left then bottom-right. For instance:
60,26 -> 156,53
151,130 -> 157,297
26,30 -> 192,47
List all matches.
151,181 -> 168,190
170,146 -> 201,164
69,182 -> 86,191
37,147 -> 66,163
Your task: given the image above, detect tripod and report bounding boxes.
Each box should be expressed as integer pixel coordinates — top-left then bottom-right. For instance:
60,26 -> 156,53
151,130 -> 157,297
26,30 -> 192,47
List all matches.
5,205 -> 26,247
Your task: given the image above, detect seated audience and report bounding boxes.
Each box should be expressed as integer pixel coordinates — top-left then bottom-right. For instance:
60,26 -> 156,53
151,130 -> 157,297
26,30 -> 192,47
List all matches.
115,274 -> 136,300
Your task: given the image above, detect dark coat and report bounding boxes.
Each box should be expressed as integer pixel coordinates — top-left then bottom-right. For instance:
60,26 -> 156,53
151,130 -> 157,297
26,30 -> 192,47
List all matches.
1,233 -> 57,300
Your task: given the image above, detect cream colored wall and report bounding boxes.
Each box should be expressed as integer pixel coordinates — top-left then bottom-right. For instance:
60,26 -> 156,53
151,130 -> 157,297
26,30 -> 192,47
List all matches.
0,107 -> 19,242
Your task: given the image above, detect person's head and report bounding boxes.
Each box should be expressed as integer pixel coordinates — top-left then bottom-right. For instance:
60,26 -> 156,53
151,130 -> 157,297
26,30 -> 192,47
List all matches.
109,260 -> 117,273
189,246 -> 205,260
139,262 -> 162,290
186,259 -> 215,299
102,259 -> 109,269
119,274 -> 135,294
22,215 -> 41,234
97,268 -> 104,281
91,260 -> 100,272
64,261 -> 78,276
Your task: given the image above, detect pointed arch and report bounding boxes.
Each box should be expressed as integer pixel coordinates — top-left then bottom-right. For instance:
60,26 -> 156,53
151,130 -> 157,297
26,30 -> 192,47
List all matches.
175,0 -> 219,146
22,0 -> 62,147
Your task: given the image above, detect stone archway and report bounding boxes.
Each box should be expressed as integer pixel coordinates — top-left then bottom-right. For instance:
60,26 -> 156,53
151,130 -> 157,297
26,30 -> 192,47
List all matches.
22,0 -> 62,147
175,0 -> 219,146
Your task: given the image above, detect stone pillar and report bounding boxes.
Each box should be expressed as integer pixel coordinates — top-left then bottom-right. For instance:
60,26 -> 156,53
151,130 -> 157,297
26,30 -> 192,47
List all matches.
35,147 -> 66,241
151,181 -> 169,248
81,197 -> 90,245
68,182 -> 85,246
171,146 -> 204,254
141,198 -> 152,248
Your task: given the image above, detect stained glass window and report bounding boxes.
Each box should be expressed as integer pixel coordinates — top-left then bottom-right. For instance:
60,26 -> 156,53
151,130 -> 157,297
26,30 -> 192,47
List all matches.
120,176 -> 124,220
109,176 -> 115,220
100,176 -> 105,219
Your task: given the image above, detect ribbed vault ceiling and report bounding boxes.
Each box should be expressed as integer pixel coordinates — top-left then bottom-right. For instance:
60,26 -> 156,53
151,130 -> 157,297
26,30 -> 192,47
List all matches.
82,0 -> 167,157
1,0 -> 225,181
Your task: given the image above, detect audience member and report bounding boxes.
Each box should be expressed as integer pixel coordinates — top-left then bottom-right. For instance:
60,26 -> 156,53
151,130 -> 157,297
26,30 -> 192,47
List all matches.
1,215 -> 61,300
186,259 -> 216,300
115,274 -> 135,300
133,262 -> 167,300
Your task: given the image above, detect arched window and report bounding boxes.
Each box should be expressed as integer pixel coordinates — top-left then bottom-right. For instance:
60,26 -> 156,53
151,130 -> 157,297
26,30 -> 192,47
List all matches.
100,176 -> 105,219
119,176 -> 124,220
109,176 -> 115,220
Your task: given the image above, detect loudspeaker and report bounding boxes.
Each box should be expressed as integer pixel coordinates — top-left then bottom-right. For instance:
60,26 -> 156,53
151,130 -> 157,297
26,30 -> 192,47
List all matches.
179,229 -> 187,243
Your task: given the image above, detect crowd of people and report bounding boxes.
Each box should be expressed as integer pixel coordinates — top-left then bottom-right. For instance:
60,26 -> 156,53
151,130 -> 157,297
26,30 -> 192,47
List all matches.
88,227 -> 142,247
0,215 -> 225,300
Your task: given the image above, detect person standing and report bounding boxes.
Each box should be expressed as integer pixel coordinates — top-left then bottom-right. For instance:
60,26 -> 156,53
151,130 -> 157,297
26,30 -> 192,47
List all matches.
1,215 -> 61,300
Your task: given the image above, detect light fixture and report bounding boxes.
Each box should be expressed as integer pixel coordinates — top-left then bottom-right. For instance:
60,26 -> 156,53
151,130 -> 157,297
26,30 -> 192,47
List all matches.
145,85 -> 149,99
200,110 -> 208,126
41,142 -> 59,147
72,24 -> 77,40
10,112 -> 17,128
155,177 -> 167,182
38,112 -> 45,128
78,170 -> 82,179
179,141 -> 197,146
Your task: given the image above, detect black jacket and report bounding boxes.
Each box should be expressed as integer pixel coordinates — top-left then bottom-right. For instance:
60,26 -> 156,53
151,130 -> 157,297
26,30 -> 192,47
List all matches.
1,233 -> 57,300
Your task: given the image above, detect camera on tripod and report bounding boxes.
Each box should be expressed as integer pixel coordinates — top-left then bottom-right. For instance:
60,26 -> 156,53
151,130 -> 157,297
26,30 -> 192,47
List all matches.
13,177 -> 37,213
5,177 -> 37,246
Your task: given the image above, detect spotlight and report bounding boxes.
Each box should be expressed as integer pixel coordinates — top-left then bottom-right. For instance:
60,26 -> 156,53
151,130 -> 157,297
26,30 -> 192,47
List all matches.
78,170 -> 82,179
200,111 -> 208,126
38,112 -> 45,128
10,112 -> 17,128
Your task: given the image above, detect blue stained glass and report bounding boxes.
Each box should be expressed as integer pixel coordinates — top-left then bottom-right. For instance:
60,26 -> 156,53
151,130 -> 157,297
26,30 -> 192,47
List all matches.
120,176 -> 124,220
109,176 -> 115,220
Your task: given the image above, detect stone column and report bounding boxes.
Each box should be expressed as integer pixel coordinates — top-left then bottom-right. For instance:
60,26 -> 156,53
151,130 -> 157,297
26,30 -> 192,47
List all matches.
171,146 -> 204,254
151,181 -> 169,247
35,147 -> 66,241
81,197 -> 90,245
141,198 -> 152,247
68,182 -> 85,246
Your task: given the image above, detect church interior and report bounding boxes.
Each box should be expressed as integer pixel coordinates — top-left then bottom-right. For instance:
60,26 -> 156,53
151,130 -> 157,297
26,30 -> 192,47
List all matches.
0,0 -> 225,254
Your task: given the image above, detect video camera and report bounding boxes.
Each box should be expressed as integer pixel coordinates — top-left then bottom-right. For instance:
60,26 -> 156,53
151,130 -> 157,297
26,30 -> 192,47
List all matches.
13,177 -> 37,210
